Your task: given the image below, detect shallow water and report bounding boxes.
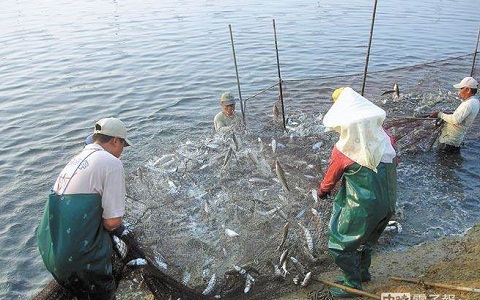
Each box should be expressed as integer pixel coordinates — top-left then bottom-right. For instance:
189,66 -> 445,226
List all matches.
0,0 -> 479,298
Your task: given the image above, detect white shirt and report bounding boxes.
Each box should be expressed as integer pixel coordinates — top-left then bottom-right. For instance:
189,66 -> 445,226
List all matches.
439,95 -> 480,147
53,143 -> 126,219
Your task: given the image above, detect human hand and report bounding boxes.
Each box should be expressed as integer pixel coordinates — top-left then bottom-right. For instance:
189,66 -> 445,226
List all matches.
430,111 -> 440,118
317,190 -> 331,200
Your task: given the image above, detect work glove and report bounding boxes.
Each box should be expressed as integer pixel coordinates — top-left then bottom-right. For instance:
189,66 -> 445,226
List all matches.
429,111 -> 440,118
317,190 -> 331,200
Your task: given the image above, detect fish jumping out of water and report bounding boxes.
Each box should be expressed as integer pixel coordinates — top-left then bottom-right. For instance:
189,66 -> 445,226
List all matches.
381,82 -> 400,100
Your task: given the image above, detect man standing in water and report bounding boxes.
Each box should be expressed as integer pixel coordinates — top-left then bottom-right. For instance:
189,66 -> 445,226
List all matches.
37,117 -> 132,299
213,92 -> 242,134
430,76 -> 479,154
318,87 -> 397,297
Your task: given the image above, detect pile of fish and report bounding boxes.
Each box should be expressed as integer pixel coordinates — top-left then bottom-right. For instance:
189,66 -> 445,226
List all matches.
124,113 -> 340,299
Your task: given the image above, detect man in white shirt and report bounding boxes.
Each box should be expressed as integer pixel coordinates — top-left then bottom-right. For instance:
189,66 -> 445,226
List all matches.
431,76 -> 479,153
213,92 -> 242,134
37,117 -> 132,300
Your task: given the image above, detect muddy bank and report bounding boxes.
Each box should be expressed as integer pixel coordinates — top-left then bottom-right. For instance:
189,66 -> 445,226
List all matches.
279,223 -> 480,300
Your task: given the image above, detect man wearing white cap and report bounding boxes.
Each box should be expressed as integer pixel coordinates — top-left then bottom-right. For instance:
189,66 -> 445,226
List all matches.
430,76 -> 479,153
213,92 -> 242,134
37,117 -> 132,299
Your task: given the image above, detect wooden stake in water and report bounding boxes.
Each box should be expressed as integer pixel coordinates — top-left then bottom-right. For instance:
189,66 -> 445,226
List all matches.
361,0 -> 378,96
273,19 -> 286,130
229,24 -> 246,125
470,24 -> 480,77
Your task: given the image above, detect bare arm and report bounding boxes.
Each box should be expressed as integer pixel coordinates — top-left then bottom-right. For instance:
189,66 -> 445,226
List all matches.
103,217 -> 123,231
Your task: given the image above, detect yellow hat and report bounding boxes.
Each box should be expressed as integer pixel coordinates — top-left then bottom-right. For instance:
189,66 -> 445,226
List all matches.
332,87 -> 345,102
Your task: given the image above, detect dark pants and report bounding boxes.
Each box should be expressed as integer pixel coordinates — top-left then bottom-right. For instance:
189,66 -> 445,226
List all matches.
58,271 -> 116,300
438,143 -> 460,154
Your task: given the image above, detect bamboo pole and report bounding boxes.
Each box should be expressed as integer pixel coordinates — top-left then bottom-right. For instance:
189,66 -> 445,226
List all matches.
361,0 -> 378,96
272,19 -> 286,130
313,277 -> 381,300
228,24 -> 246,125
391,277 -> 480,293
470,24 -> 480,77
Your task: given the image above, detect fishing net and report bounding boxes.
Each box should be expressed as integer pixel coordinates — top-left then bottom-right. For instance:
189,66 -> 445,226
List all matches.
34,54 -> 477,299
125,128 -> 338,299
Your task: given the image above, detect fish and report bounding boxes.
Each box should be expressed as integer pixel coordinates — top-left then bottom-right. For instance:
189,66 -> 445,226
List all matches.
231,132 -> 239,151
273,263 -> 283,277
271,138 -> 277,153
223,146 -> 234,168
202,274 -> 217,295
279,248 -> 289,266
293,274 -> 300,285
224,227 -> 240,238
281,260 -> 289,276
311,189 -> 318,204
258,137 -> 264,152
112,235 -> 127,259
276,222 -> 290,251
301,271 -> 312,287
381,82 -> 400,99
244,275 -> 253,293
126,258 -> 148,267
290,256 -> 306,275
272,103 -> 280,118
275,160 -> 290,192
298,222 -> 314,253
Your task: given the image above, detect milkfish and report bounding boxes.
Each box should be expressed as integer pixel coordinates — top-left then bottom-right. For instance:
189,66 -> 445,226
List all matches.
301,271 -> 312,287
279,248 -> 289,266
276,222 -> 290,251
224,226 -> 240,238
311,189 -> 318,204
289,256 -> 306,275
223,146 -> 234,168
126,258 -> 148,267
275,160 -> 290,192
112,235 -> 127,259
271,138 -> 277,154
298,222 -> 314,253
202,274 -> 217,295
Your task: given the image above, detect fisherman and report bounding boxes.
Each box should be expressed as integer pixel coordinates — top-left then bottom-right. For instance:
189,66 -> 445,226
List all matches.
317,87 -> 397,297
213,92 -> 242,134
430,76 -> 479,154
37,117 -> 132,300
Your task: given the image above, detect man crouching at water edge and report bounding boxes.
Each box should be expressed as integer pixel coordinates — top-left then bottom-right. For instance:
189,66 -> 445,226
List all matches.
430,76 -> 479,154
213,92 -> 243,134
36,117 -> 132,300
317,87 -> 397,298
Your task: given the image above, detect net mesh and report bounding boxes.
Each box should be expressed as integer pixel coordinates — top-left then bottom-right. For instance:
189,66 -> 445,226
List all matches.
123,54 -> 476,299
34,54 -> 478,299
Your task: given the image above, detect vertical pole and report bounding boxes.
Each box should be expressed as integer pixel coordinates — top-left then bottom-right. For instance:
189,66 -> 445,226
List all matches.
229,24 -> 245,125
273,19 -> 286,130
361,0 -> 378,96
470,24 -> 480,77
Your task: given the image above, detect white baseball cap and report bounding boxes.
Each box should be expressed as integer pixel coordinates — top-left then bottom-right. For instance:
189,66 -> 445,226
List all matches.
94,117 -> 133,146
453,76 -> 478,89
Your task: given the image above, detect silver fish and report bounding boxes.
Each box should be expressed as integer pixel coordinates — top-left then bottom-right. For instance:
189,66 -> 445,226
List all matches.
232,132 -> 239,151
311,189 -> 318,204
275,160 -> 290,192
202,274 -> 217,295
224,227 -> 240,238
281,260 -> 289,276
258,137 -> 264,152
293,274 -> 300,285
244,275 -> 253,293
276,222 -> 290,251
223,147 -> 234,168
112,235 -> 127,259
289,256 -> 306,275
271,138 -> 277,154
126,258 -> 147,267
279,248 -> 289,266
298,222 -> 314,253
272,103 -> 280,118
301,271 -> 312,287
